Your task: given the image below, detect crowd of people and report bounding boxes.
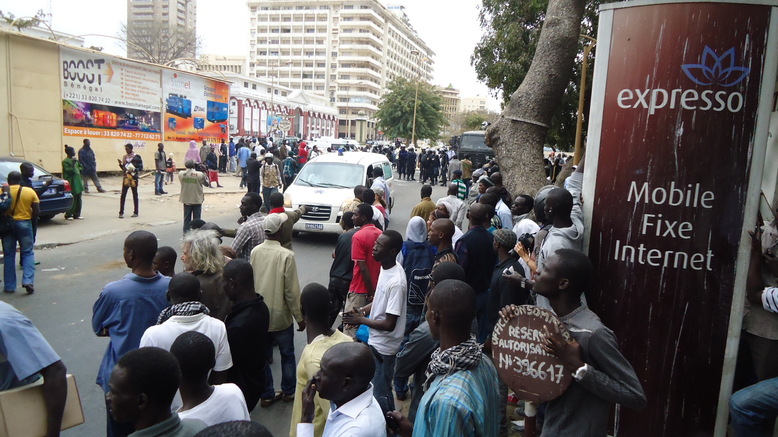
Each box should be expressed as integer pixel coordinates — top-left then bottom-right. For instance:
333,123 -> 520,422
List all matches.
10,134 -> 778,436
1,146 -> 665,437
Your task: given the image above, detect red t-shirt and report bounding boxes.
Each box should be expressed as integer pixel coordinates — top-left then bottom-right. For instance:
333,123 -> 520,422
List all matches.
298,146 -> 309,164
349,223 -> 382,294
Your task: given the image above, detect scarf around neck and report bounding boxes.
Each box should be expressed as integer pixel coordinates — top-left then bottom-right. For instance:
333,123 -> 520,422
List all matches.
424,334 -> 482,390
157,301 -> 210,324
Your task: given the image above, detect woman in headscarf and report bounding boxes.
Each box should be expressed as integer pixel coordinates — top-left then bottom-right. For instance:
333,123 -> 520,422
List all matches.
394,215 -> 435,400
185,140 -> 201,163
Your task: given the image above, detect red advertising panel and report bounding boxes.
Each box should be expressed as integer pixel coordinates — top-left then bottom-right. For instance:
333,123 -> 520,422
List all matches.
588,3 -> 773,435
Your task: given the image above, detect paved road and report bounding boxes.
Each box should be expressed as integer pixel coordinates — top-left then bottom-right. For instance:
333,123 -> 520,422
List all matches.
3,173 -> 449,436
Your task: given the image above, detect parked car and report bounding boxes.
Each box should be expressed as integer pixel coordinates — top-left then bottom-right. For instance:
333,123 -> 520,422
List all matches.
283,152 -> 393,234
0,158 -> 74,220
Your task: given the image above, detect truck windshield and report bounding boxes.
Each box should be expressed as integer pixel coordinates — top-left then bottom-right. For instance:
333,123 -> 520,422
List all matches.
460,133 -> 490,152
294,162 -> 364,188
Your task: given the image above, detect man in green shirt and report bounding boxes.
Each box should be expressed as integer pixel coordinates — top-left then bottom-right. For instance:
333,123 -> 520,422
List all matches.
62,146 -> 84,220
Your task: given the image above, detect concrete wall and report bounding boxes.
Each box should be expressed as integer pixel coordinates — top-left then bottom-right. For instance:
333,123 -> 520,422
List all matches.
0,31 -> 226,175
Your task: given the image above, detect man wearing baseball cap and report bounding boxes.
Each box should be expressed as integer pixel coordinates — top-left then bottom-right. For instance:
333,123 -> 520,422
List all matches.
250,213 -> 304,407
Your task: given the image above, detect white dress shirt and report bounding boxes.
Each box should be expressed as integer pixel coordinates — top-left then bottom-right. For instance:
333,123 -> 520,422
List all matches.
296,383 -> 387,437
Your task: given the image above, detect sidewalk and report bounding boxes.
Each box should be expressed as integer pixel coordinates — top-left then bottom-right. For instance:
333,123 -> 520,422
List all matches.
35,171 -> 248,248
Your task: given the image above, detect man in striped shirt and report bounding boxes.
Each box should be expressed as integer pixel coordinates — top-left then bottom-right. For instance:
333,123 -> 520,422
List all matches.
450,170 -> 467,201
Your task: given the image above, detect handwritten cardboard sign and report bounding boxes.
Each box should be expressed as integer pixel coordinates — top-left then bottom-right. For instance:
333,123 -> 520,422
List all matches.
491,305 -> 573,403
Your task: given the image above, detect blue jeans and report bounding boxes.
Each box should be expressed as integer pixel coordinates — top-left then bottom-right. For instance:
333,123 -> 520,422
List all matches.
154,171 -> 164,193
240,167 -> 248,187
372,347 -> 396,412
475,290 -> 490,343
2,220 -> 35,290
730,376 -> 778,436
183,204 -> 202,234
393,309 -> 422,395
263,325 -> 296,398
262,186 -> 278,210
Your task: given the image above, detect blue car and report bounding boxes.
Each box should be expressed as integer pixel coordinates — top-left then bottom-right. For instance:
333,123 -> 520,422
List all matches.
0,158 -> 74,220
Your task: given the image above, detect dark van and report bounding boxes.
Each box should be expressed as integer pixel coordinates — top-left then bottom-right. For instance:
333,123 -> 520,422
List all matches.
457,131 -> 493,169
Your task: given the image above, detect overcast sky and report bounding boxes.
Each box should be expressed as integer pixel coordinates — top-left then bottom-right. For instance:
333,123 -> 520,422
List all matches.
0,0 -> 501,110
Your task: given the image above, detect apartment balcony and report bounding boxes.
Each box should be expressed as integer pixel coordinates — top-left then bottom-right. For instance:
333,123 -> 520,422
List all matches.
338,43 -> 382,58
338,66 -> 382,81
339,29 -> 383,46
339,8 -> 384,26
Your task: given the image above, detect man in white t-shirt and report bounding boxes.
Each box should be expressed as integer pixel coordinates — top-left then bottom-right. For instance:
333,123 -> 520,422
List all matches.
171,331 -> 249,427
342,230 -> 407,412
140,272 -> 233,410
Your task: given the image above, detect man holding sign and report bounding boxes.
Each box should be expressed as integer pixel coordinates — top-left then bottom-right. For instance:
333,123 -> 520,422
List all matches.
501,249 -> 646,436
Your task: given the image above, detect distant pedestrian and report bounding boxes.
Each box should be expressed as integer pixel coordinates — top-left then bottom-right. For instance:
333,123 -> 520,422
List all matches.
228,137 -> 237,173
2,171 -> 38,294
206,146 -> 223,188
78,138 -> 107,193
259,153 -> 283,211
238,145 -> 251,189
219,139 -> 228,173
246,153 -> 261,194
166,153 -> 176,185
200,140 -> 211,165
62,145 -> 85,220
93,230 -> 170,437
154,143 -> 168,195
118,143 -> 143,219
179,160 -> 206,234
186,140 -> 202,164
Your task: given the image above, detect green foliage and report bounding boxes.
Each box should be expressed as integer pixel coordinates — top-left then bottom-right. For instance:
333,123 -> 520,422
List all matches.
0,9 -> 46,31
463,112 -> 491,131
375,77 -> 447,142
471,0 -> 605,150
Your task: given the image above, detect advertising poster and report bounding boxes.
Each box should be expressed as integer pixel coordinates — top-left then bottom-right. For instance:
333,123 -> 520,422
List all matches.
162,71 -> 229,142
60,47 -> 162,141
585,2 -> 775,435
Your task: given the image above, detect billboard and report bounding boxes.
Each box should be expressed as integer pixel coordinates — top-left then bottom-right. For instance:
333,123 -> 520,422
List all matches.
162,71 -> 229,142
60,47 -> 162,141
584,2 -> 777,435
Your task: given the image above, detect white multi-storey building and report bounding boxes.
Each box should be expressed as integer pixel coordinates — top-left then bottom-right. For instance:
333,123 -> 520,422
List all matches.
460,96 -> 489,113
126,0 -> 197,61
246,0 -> 434,140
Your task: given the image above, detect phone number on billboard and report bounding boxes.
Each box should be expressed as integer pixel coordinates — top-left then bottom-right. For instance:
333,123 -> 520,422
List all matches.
64,93 -> 112,104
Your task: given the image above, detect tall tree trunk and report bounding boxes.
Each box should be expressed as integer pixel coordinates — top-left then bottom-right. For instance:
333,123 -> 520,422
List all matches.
486,0 -> 586,197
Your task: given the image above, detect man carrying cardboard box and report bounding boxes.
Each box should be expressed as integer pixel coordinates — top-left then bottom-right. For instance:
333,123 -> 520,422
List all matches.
0,301 -> 67,437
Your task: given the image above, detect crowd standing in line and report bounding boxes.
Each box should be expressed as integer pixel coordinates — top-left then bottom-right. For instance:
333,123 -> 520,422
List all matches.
10,138 -> 735,437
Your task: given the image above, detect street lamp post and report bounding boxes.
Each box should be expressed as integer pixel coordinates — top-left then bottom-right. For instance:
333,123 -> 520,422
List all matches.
410,50 -> 428,147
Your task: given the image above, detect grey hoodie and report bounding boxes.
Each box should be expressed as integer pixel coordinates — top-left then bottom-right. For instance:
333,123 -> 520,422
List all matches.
536,171 -> 585,311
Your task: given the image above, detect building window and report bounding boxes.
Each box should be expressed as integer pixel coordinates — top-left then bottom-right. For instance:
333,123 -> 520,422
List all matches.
244,82 -> 249,87
252,84 -> 257,90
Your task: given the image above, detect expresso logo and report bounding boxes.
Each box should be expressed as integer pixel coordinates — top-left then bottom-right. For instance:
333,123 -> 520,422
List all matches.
617,46 -> 749,114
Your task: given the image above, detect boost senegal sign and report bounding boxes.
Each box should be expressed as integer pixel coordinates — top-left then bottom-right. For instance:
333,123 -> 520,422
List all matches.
584,2 -> 778,436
